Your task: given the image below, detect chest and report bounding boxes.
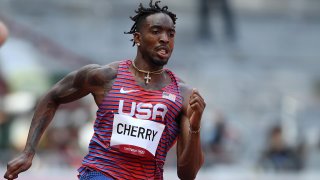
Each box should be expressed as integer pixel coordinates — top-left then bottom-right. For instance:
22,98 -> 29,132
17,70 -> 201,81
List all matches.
109,89 -> 179,123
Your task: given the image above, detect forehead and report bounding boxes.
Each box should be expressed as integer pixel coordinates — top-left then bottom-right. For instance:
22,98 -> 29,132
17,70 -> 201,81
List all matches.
143,13 -> 175,29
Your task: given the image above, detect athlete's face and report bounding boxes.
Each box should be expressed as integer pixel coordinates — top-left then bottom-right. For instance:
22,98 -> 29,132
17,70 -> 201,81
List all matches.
135,13 -> 175,66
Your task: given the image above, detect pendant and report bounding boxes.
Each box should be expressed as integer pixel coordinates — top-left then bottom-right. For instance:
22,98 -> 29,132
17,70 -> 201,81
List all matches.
144,72 -> 151,84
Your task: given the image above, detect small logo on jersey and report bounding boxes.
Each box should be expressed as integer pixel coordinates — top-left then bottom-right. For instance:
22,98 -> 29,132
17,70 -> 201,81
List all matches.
162,92 -> 176,102
120,87 -> 140,94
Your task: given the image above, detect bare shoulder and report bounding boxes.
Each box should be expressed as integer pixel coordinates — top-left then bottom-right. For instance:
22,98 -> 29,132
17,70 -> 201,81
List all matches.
78,61 -> 120,87
178,78 -> 193,100
83,61 -> 119,77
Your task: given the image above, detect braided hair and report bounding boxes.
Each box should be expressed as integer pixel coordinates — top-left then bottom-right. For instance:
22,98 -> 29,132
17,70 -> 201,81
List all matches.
125,0 -> 177,46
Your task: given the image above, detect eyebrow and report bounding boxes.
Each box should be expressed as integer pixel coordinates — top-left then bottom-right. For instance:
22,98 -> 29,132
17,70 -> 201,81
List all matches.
150,25 -> 176,32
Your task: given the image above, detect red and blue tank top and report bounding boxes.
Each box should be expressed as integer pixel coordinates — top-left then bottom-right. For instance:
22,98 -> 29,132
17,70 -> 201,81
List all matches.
78,60 -> 183,179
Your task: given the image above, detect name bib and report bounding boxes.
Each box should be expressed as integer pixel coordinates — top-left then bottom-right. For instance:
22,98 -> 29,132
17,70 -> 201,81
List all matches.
110,114 -> 165,158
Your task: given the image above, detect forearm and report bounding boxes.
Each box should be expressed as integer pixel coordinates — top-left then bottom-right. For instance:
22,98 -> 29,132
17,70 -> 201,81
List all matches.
24,96 -> 59,154
177,131 -> 204,180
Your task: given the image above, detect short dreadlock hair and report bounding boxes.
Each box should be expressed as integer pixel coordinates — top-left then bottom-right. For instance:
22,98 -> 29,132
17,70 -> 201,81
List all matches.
125,0 -> 177,46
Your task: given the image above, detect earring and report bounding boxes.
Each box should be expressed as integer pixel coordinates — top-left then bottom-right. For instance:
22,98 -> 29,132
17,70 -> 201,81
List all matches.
136,43 -> 140,46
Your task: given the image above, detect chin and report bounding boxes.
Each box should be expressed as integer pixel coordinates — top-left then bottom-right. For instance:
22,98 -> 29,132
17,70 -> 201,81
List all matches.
152,57 -> 169,66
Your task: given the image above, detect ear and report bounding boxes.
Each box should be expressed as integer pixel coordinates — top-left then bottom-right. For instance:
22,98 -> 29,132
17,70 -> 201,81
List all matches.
133,32 -> 141,45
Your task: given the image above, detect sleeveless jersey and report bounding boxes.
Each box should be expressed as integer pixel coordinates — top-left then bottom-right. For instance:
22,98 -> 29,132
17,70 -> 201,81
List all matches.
78,60 -> 183,179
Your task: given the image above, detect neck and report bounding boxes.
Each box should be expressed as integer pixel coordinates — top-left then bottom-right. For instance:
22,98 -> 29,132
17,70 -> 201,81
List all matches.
132,60 -> 163,72
131,60 -> 164,84
134,52 -> 166,71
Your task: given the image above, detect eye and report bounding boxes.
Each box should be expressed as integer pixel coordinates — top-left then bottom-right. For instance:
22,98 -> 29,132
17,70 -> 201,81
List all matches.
152,30 -> 160,34
169,32 -> 175,38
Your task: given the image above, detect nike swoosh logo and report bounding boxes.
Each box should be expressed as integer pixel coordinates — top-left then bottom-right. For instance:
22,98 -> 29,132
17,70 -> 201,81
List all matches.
120,87 -> 140,94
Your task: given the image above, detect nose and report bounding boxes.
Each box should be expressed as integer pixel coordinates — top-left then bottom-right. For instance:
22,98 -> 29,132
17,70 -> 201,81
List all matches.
159,32 -> 169,44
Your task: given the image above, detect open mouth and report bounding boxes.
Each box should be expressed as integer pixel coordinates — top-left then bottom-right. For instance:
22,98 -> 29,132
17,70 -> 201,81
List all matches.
156,46 -> 170,58
158,49 -> 167,56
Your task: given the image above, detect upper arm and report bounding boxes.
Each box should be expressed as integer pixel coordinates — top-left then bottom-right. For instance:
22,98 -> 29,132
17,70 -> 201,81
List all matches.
176,81 -> 193,155
46,63 -> 117,105
177,80 -> 193,124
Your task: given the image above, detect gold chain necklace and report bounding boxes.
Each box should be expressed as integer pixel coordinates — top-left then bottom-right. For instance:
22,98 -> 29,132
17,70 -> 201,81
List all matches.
131,61 -> 164,84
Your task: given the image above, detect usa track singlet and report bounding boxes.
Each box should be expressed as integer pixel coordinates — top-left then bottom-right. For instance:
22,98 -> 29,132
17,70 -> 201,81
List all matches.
78,60 -> 183,179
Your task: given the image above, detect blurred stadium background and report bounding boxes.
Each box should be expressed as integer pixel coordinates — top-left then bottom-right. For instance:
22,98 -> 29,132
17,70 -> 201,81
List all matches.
1,0 -> 320,179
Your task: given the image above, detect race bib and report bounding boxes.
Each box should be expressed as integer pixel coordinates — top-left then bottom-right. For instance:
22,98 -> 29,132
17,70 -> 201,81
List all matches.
110,114 -> 165,158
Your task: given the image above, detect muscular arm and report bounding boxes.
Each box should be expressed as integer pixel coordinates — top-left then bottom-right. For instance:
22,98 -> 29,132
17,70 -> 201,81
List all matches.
176,83 -> 206,180
4,63 -> 118,180
25,64 -> 100,154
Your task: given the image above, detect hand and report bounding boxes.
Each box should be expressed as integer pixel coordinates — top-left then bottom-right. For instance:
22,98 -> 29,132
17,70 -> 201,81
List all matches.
4,152 -> 34,180
187,89 -> 206,130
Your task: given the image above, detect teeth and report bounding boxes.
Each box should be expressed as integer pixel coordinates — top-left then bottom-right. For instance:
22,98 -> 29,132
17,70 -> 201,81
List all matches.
159,49 -> 166,54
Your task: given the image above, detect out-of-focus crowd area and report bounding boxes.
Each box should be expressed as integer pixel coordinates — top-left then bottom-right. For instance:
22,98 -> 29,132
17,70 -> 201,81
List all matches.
1,0 -> 320,179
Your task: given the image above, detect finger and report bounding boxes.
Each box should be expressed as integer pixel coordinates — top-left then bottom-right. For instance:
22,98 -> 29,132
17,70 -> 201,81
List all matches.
6,162 -> 25,179
9,168 -> 23,179
191,88 -> 203,97
190,95 -> 204,104
5,162 -> 20,177
189,96 -> 205,107
4,173 -> 17,180
8,175 -> 18,180
190,102 -> 205,113
6,174 -> 18,180
190,90 -> 204,102
5,168 -> 20,180
189,96 -> 206,109
10,162 -> 30,178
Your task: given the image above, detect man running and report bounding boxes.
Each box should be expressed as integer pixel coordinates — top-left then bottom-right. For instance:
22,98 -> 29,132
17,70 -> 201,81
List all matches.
4,1 -> 206,179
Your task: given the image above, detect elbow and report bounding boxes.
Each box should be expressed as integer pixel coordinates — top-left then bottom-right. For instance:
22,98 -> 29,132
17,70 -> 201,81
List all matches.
177,162 -> 202,180
177,168 -> 197,180
177,153 -> 204,180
